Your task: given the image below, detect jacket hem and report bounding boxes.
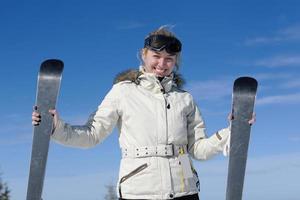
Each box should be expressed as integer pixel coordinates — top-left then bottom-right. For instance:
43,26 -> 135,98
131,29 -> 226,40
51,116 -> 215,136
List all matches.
119,191 -> 199,199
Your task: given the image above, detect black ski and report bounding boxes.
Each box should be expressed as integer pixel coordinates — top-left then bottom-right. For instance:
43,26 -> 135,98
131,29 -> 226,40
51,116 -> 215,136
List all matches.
226,77 -> 258,200
26,59 -> 64,200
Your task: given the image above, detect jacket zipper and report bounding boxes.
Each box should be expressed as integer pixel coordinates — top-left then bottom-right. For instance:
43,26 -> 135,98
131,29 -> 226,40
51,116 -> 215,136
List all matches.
160,86 -> 170,144
164,94 -> 169,143
162,87 -> 173,195
118,163 -> 148,198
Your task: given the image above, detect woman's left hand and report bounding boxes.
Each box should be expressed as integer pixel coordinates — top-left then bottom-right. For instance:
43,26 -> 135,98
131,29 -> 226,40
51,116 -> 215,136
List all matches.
248,113 -> 256,125
228,112 -> 256,126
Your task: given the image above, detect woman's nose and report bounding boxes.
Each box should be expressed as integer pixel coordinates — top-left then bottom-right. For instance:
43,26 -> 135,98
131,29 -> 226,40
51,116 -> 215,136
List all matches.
158,58 -> 166,66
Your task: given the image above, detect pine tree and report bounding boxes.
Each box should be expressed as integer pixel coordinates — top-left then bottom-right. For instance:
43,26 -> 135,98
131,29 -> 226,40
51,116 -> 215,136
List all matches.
104,184 -> 117,200
0,175 -> 10,200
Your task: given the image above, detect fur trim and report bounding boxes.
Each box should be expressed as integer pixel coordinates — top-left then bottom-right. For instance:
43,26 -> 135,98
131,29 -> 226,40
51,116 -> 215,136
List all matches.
113,69 -> 142,84
113,69 -> 185,88
173,73 -> 185,88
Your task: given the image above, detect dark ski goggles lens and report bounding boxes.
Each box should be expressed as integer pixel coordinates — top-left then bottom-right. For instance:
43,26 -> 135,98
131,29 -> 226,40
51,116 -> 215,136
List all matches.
144,35 -> 182,54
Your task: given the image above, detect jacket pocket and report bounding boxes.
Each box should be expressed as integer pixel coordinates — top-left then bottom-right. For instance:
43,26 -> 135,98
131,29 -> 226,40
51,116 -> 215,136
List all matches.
191,166 -> 200,192
118,163 -> 148,198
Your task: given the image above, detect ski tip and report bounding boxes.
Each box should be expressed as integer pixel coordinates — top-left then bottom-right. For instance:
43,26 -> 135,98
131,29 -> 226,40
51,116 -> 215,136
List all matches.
40,59 -> 64,75
233,76 -> 258,92
234,76 -> 257,83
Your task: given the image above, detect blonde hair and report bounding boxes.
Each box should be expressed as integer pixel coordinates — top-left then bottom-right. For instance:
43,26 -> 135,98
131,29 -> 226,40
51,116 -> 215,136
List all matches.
139,25 -> 182,71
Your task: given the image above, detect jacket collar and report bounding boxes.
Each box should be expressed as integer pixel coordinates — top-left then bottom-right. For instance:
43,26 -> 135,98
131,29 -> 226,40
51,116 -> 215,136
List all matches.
139,66 -> 174,93
114,66 -> 185,94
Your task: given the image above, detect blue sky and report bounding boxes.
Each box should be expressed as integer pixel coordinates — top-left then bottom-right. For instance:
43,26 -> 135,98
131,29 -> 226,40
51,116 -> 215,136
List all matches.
0,0 -> 299,199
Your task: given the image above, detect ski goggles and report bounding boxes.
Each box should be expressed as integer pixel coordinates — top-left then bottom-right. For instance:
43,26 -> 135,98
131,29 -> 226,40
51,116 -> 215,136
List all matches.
144,35 -> 182,54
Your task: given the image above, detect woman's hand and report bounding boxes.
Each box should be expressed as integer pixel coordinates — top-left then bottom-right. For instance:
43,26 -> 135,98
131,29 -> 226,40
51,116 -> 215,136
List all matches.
248,113 -> 256,125
32,106 -> 59,130
32,106 -> 41,126
228,112 -> 256,125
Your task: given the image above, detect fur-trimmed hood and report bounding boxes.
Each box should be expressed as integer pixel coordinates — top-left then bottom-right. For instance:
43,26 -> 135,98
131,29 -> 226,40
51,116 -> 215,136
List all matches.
113,69 -> 185,89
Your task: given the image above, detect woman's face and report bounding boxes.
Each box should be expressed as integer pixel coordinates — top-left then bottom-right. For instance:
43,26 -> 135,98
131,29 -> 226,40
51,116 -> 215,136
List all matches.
142,49 -> 176,77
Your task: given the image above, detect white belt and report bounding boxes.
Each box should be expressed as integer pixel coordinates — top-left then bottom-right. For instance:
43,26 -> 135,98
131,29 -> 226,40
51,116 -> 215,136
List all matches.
121,144 -> 188,158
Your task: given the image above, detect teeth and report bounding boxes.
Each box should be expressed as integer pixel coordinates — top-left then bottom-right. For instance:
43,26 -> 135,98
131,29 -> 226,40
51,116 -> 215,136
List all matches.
155,67 -> 165,72
153,66 -> 166,75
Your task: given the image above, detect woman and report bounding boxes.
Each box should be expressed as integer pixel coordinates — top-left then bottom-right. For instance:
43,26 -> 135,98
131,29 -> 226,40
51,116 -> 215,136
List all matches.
32,26 -> 255,200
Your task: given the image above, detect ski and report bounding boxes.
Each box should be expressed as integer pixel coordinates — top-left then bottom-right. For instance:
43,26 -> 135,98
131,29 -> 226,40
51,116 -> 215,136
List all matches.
226,77 -> 258,200
26,59 -> 64,200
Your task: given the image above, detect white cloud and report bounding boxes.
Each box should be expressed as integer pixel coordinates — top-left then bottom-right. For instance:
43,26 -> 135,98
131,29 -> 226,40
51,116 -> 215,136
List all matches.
279,24 -> 300,40
8,170 -> 119,200
251,73 -> 296,92
288,135 -> 300,142
0,133 -> 32,146
253,72 -> 293,81
256,93 -> 300,105
254,55 -> 300,68
0,112 -> 90,146
0,114 -> 33,145
244,36 -> 283,46
244,24 -> 300,46
195,152 -> 300,200
185,79 -> 232,101
251,74 -> 300,96
281,79 -> 300,89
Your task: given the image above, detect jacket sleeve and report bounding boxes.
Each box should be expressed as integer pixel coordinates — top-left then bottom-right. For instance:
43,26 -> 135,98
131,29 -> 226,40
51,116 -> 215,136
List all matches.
51,84 -> 121,148
187,99 -> 230,160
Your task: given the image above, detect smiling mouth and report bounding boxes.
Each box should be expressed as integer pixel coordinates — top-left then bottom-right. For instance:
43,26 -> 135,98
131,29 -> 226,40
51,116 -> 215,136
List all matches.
154,67 -> 166,73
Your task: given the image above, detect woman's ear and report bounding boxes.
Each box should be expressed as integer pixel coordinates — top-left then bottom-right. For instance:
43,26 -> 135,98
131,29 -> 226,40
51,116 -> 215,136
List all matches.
141,48 -> 147,62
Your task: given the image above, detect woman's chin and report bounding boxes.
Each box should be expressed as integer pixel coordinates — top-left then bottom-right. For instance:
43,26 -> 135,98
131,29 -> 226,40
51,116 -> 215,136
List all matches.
155,73 -> 164,77
153,71 -> 170,77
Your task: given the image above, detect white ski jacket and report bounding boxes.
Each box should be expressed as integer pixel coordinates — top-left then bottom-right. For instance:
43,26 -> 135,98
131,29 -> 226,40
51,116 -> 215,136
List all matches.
51,68 -> 230,199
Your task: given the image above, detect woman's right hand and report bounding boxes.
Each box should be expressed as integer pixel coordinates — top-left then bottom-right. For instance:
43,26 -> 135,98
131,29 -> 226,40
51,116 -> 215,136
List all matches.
32,106 -> 59,130
32,106 -> 41,126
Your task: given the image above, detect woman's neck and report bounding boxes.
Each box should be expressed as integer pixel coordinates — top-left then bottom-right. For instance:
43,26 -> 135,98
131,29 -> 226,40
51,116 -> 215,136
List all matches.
157,76 -> 165,82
